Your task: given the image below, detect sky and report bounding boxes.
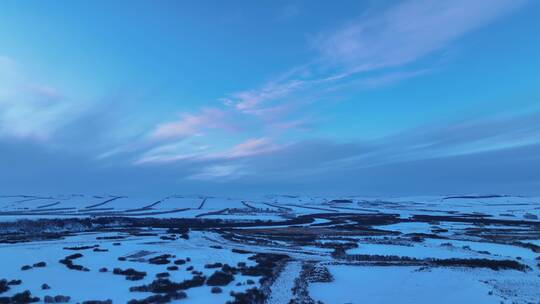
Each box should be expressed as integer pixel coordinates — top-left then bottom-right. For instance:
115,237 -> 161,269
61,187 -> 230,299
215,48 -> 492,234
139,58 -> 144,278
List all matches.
1,0 -> 540,196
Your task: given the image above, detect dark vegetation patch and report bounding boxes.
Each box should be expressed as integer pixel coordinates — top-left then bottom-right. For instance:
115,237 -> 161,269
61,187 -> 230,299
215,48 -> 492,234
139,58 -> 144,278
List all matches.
432,258 -> 530,271
513,241 -> 540,253
96,236 -> 126,240
148,254 -> 173,265
59,253 -> 88,271
411,214 -> 540,227
205,262 -> 223,269
127,292 -> 186,304
43,295 -> 70,303
33,261 -> 47,268
228,288 -> 265,304
443,195 -> 508,200
36,202 -> 61,209
290,262 -> 324,304
337,253 -> 530,271
207,271 -> 234,286
84,196 -> 124,209
0,280 -> 10,294
0,290 -> 39,303
0,216 -> 316,245
81,300 -> 112,304
130,275 -> 206,293
232,248 -> 252,254
327,199 -> 353,204
113,268 -> 147,281
63,245 -> 99,251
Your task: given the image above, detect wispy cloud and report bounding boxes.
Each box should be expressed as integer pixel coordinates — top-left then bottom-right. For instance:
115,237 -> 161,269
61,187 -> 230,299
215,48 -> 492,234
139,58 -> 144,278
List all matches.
188,164 -> 247,181
150,107 -> 236,141
135,0 -> 527,179
316,0 -> 525,69
223,0 -> 525,114
0,56 -> 73,140
136,137 -> 279,165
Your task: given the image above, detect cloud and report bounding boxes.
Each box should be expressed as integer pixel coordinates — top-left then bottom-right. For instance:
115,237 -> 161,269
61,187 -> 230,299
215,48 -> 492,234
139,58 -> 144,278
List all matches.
316,0 -> 526,69
223,79 -> 306,113
188,164 -> 247,181
3,112 -> 540,195
136,137 -> 280,165
0,56 -> 73,140
223,0 -> 525,115
222,138 -> 279,158
137,0 -> 527,179
150,107 -> 235,141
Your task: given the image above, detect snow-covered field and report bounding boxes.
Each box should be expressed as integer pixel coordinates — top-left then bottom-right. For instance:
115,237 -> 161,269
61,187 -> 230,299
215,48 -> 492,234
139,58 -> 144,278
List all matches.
0,194 -> 539,303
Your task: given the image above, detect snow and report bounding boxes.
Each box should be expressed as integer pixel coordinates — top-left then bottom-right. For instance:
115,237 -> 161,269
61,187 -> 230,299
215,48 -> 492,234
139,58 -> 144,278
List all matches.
0,231 -> 261,303
309,266 -> 497,304
267,261 -> 301,304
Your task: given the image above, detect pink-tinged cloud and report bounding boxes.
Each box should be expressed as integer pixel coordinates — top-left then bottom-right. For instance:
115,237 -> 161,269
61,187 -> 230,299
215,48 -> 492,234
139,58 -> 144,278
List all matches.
316,0 -> 526,70
28,84 -> 64,101
220,0 -> 525,119
135,137 -> 281,165
224,79 -> 305,112
224,138 -> 280,158
150,108 -> 234,141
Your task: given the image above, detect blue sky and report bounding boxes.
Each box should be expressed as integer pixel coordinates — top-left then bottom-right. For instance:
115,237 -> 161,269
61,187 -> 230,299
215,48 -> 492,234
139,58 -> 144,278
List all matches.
1,0 -> 540,195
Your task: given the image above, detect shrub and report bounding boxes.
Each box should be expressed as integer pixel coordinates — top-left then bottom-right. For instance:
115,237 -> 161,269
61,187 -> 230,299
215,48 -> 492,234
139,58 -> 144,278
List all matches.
166,266 -> 178,271
433,258 -> 529,271
41,283 -> 50,290
205,263 -> 223,269
59,255 -> 89,272
33,262 -> 47,268
63,245 -> 98,251
21,265 -> 32,271
0,280 -> 9,294
127,292 -> 186,304
148,254 -> 172,265
211,287 -> 222,294
222,264 -> 238,274
207,271 -> 234,286
130,276 -> 206,293
0,290 -> 40,303
44,295 -> 71,303
232,249 -> 251,254
156,272 -> 170,278
228,288 -> 265,304
113,268 -> 146,280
